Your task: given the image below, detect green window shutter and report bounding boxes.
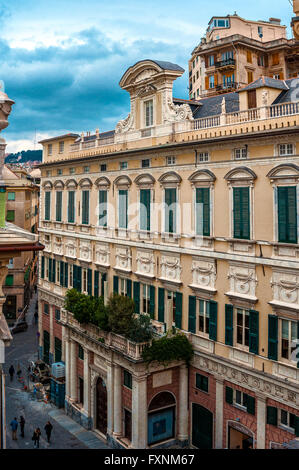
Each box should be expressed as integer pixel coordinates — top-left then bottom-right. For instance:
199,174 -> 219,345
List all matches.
101,273 -> 107,297
119,190 -> 128,229
225,386 -> 233,404
77,266 -> 82,292
87,268 -> 92,296
127,279 -> 132,298
246,395 -> 256,415
225,304 -> 234,346
99,190 -> 108,227
48,258 -> 52,282
149,286 -> 155,319
267,406 -> 278,426
209,300 -> 218,341
73,265 -> 77,290
113,276 -> 119,294
158,288 -> 165,323
295,416 -> 299,438
196,188 -> 210,236
133,282 -> 140,314
52,259 -> 56,283
188,296 -> 196,333
64,262 -> 68,288
278,187 -> 297,244
60,261 -> 64,286
94,271 -> 99,297
140,189 -> 151,231
56,191 -> 62,222
165,188 -> 177,233
5,275 -> 14,286
45,192 -> 51,221
175,293 -> 182,329
268,315 -> 278,361
249,310 -> 259,355
233,187 -> 250,240
82,191 -> 89,225
41,256 -> 45,279
68,191 -> 75,223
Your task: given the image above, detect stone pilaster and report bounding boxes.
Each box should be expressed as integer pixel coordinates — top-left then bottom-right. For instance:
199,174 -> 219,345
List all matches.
83,348 -> 90,415
113,364 -> 122,438
106,360 -> 114,436
132,374 -> 147,449
215,376 -> 224,449
256,393 -> 266,449
178,364 -> 188,443
70,340 -> 77,401
64,335 -> 70,398
49,305 -> 54,363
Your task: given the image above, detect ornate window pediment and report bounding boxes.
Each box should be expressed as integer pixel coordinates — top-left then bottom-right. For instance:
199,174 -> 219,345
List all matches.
53,180 -> 65,190
114,175 -> 132,189
65,179 -> 78,189
79,178 -> 93,189
158,171 -> 182,186
189,169 -> 216,186
224,167 -> 257,184
43,180 -> 53,189
267,164 -> 299,183
134,173 -> 156,187
95,176 -> 111,190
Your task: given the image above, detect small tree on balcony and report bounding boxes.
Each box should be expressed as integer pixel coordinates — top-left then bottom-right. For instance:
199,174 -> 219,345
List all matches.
106,293 -> 135,336
127,314 -> 153,343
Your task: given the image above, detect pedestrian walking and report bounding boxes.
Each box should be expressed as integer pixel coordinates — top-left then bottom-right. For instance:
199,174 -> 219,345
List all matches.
8,365 -> 15,381
19,416 -> 25,438
32,427 -> 41,448
16,364 -> 22,379
34,311 -> 38,325
10,417 -> 18,440
44,421 -> 53,443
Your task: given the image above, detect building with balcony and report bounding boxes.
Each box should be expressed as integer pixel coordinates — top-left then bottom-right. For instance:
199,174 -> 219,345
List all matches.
189,13 -> 299,100
38,58 -> 299,449
1,165 -> 40,325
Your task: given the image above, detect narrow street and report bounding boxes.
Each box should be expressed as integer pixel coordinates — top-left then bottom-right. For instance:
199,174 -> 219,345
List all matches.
3,294 -> 88,450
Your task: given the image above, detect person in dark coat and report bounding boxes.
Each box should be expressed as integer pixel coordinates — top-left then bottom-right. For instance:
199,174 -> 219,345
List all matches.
8,365 -> 15,381
34,311 -> 38,325
44,421 -> 53,443
19,416 -> 25,438
32,427 -> 41,448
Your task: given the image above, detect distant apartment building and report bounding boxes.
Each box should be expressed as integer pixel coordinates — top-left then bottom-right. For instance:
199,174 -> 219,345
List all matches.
189,14 -> 299,99
3,166 -> 40,324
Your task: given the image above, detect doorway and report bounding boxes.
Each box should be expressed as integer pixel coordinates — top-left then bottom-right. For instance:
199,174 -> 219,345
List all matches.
228,426 -> 254,449
192,403 -> 213,449
96,377 -> 107,435
124,409 -> 132,441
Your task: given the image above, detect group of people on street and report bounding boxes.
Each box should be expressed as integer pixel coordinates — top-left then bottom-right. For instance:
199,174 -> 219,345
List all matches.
9,364 -> 23,381
10,417 -> 53,448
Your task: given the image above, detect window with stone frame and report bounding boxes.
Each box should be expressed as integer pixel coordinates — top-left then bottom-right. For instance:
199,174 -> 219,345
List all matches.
82,268 -> 88,294
278,143 -> 295,156
279,409 -> 297,432
198,299 -> 210,337
119,277 -> 129,296
236,307 -> 250,349
144,99 -> 154,127
279,318 -> 297,363
141,283 -> 151,315
78,344 -> 84,360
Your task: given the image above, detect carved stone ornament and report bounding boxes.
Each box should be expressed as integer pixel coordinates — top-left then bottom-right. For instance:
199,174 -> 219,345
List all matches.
66,240 -> 77,258
115,246 -> 132,272
79,241 -> 92,262
137,84 -> 157,98
160,253 -> 181,282
136,250 -> 155,277
228,263 -> 257,298
191,258 -> 216,290
115,102 -> 135,134
271,270 -> 299,306
95,242 -> 110,267
163,96 -> 193,123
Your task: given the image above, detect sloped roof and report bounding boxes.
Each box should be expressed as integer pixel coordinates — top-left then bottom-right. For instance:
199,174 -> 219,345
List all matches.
190,92 -> 239,119
238,76 -> 289,92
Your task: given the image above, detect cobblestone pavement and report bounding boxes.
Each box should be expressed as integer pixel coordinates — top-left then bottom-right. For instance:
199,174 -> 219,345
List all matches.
3,294 -> 105,450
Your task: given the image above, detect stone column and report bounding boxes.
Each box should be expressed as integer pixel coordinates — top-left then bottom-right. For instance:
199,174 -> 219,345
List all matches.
132,374 -> 147,449
70,340 -> 77,401
256,394 -> 266,449
178,364 -> 188,443
113,364 -> 122,438
49,305 -> 54,364
83,348 -> 90,416
64,335 -> 70,398
106,360 -> 114,436
215,376 -> 224,449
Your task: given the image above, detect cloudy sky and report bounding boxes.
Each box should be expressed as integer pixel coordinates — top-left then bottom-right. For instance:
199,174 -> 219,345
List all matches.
0,0 -> 294,152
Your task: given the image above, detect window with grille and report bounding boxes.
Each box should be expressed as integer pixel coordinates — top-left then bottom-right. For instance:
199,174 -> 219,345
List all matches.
166,156 -> 176,166
234,147 -> 247,160
198,152 -> 209,162
196,373 -> 209,393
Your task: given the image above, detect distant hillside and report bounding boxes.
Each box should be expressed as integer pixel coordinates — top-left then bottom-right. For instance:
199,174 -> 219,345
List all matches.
5,149 -> 42,164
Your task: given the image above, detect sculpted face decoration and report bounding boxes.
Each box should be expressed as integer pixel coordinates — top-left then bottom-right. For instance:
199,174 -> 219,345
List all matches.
292,0 -> 299,40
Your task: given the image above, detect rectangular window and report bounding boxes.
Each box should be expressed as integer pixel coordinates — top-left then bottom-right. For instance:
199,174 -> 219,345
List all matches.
69,168 -> 75,175
45,192 -> 51,221
99,190 -> 108,227
5,274 -> 14,286
48,144 -> 52,156
236,308 -> 250,348
56,262 -> 60,285
165,188 -> 177,234
198,299 -> 210,336
78,344 -> 84,360
233,187 -> 250,240
119,278 -> 129,296
82,190 -> 89,225
198,152 -> 209,162
55,308 -> 60,321
145,100 -> 154,127
118,190 -> 128,229
120,161 -> 128,170
45,258 -> 49,280
234,390 -> 248,410
141,159 -> 150,168
234,148 -> 247,160
247,50 -> 252,63
56,191 -> 62,222
209,55 -> 214,66
196,188 -> 210,236
196,373 -> 209,393
247,71 -> 253,83
124,370 -> 132,389
280,319 -> 297,362
6,210 -> 15,222
209,75 -> 215,89
279,409 -> 296,432
166,156 -> 176,166
82,268 -> 87,293
7,192 -> 15,201
57,169 -> 62,176
279,143 -> 294,156
277,186 -> 297,244
100,164 -> 107,172
59,141 -> 64,153
44,303 -> 49,315
141,284 -> 151,315
68,191 -> 75,223
140,189 -> 151,231
83,166 -> 90,173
